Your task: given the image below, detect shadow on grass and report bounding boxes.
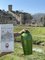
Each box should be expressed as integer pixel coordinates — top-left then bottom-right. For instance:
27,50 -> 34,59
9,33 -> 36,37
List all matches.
0,52 -> 13,57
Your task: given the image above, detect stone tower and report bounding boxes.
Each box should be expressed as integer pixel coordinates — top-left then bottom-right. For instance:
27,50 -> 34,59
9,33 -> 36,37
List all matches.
8,5 -> 12,11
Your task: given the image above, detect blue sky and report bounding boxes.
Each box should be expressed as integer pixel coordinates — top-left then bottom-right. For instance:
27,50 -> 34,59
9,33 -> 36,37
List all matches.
0,0 -> 45,14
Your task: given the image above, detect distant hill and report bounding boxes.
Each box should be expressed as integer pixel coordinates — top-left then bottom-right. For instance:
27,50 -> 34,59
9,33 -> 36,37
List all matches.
31,13 -> 45,26
32,13 -> 45,20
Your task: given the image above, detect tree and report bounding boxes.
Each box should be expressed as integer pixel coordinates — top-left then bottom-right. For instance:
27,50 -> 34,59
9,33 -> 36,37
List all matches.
43,16 -> 45,26
23,13 -> 33,24
40,17 -> 43,22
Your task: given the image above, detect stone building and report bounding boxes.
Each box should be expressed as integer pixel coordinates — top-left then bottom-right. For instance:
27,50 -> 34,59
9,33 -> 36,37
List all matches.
0,5 -> 32,25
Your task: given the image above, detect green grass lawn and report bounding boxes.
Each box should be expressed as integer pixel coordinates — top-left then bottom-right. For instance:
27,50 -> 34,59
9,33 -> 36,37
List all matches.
0,25 -> 45,60
14,25 -> 45,42
0,43 -> 45,60
14,25 -> 45,35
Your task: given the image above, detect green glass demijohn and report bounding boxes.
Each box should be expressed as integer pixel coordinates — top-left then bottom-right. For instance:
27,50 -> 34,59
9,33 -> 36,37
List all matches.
21,30 -> 32,55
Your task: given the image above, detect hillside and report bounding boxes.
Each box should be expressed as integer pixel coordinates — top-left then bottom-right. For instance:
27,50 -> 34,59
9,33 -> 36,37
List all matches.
33,13 -> 45,20
0,5 -> 45,26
